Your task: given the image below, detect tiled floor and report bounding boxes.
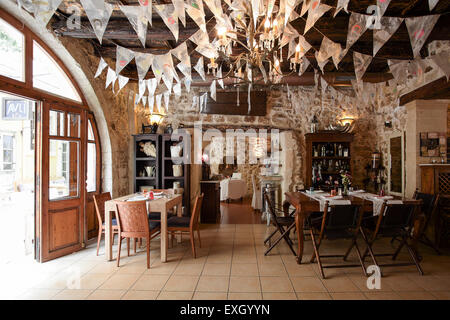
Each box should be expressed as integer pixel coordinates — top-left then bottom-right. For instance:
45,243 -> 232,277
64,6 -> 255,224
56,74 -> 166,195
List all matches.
1,223 -> 450,300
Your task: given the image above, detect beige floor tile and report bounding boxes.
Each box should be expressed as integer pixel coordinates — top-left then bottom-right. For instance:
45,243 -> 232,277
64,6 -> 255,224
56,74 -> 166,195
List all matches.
121,290 -> 159,300
290,277 -> 327,293
297,292 -> 332,300
157,291 -> 193,300
207,254 -> 233,264
347,275 -> 393,292
202,263 -> 231,276
258,263 -> 288,277
383,275 -> 427,291
146,261 -> 178,274
87,289 -> 126,300
193,292 -> 228,300
19,289 -> 61,300
396,291 -> 437,300
88,262 -> 120,274
363,292 -> 402,300
77,273 -> 111,290
407,275 -> 450,291
98,274 -> 141,290
116,261 -> 148,274
257,255 -> 283,264
163,275 -> 199,291
232,254 -> 258,263
229,276 -> 261,292
173,263 -> 204,276
231,263 -> 259,276
228,292 -> 262,300
260,277 -> 294,292
262,292 -> 297,300
131,274 -> 170,291
430,291 -> 450,300
52,289 -> 93,300
284,263 -> 316,277
196,276 -> 229,292
330,292 -> 367,300
321,277 -> 361,292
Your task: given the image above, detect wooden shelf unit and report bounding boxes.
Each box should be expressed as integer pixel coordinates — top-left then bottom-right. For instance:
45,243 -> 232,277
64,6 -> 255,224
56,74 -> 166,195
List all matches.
133,134 -> 161,192
305,132 -> 354,190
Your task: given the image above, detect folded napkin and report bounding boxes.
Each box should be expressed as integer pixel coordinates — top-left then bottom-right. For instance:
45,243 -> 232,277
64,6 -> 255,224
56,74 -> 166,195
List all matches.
305,190 -> 325,194
127,195 -> 148,202
349,190 -> 365,194
318,195 -> 343,200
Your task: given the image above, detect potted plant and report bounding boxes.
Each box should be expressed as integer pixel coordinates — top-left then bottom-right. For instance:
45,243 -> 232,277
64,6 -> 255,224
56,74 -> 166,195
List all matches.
340,170 -> 352,195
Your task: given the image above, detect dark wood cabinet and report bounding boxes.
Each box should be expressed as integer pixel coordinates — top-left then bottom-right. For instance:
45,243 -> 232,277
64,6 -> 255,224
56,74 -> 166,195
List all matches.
200,181 -> 221,223
305,132 -> 354,190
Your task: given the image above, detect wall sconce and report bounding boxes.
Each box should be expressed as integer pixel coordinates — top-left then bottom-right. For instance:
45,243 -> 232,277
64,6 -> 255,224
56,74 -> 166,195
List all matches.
338,117 -> 355,126
149,113 -> 165,133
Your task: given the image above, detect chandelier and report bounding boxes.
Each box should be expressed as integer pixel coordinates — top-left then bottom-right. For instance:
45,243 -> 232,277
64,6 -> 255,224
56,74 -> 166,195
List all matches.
208,1 -> 302,87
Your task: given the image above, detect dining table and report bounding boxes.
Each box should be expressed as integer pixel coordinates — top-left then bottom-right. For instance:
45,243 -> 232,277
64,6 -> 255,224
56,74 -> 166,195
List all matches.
104,192 -> 183,263
284,191 -> 425,264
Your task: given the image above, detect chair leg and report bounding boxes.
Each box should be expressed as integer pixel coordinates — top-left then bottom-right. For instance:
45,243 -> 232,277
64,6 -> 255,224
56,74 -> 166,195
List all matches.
116,236 -> 122,267
343,238 -> 356,261
190,231 -> 196,258
111,230 -> 114,246
405,240 -> 424,275
392,235 -> 407,261
146,237 -> 150,269
309,228 -> 325,279
354,242 -> 368,277
360,227 -> 380,272
197,229 -> 202,248
133,238 -> 137,254
127,238 -> 130,257
96,228 -> 102,256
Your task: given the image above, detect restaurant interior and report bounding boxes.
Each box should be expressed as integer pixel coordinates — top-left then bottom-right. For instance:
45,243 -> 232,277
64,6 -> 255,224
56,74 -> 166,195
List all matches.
0,0 -> 450,302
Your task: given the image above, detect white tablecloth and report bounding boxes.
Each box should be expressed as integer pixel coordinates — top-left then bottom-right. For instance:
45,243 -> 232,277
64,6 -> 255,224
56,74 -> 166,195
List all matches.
220,178 -> 247,201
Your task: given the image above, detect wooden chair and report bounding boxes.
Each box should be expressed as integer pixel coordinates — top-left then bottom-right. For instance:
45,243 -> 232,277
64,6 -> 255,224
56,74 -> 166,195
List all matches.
308,200 -> 369,279
115,200 -> 161,268
93,192 -> 119,256
362,200 -> 424,275
168,193 -> 204,258
263,193 -> 297,256
413,190 -> 440,254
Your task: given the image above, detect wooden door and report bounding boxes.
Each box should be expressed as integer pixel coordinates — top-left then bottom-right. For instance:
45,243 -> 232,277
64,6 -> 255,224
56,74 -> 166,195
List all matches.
38,101 -> 86,262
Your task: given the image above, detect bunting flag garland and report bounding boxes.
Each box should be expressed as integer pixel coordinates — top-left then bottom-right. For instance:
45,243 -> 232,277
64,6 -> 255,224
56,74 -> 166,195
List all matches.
171,42 -> 191,70
204,0 -> 224,20
377,0 -> 392,17
94,57 -> 108,78
189,29 -> 211,47
30,0 -> 63,26
177,62 -> 192,81
247,84 -> 252,114
147,78 -> 158,97
251,0 -> 260,28
280,23 -> 300,48
194,57 -> 206,81
185,0 -> 207,32
116,46 -> 135,75
334,0 -> 350,17
173,82 -> 182,97
163,91 -> 171,112
300,0 -> 311,17
430,51 -> 450,80
184,77 -> 192,93
134,93 -> 141,107
105,67 -> 117,89
117,75 -> 129,93
298,57 -> 310,76
405,15 -> 440,58
353,51 -> 373,81
388,59 -> 409,84
217,66 -> 224,89
148,95 -> 154,113
429,0 -> 440,11
155,94 -> 163,113
138,79 -> 147,101
284,0 -> 297,26
320,76 -> 328,97
346,12 -> 369,50
155,4 -> 179,42
267,0 -> 276,17
316,36 -> 342,71
119,5 -> 149,47
135,52 -> 154,81
80,0 -> 114,44
172,0 -> 186,27
141,96 -> 147,108
373,17 -> 404,56
210,80 -> 217,101
304,2 -> 332,34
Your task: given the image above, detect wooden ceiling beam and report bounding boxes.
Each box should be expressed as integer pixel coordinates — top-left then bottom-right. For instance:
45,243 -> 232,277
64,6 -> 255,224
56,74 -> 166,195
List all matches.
399,77 -> 450,105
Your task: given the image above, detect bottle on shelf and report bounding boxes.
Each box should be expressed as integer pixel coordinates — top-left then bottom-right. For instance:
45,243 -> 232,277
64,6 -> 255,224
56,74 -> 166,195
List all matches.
313,145 -> 319,157
343,147 -> 349,157
321,144 -> 326,157
338,144 -> 343,157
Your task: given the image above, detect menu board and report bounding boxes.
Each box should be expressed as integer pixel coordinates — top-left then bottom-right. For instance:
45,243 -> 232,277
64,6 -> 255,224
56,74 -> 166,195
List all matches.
420,132 -> 447,157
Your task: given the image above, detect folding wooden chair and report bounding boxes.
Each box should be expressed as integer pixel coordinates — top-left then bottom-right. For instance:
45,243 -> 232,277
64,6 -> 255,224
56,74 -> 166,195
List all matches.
263,193 -> 297,256
308,199 -> 369,279
362,200 -> 424,275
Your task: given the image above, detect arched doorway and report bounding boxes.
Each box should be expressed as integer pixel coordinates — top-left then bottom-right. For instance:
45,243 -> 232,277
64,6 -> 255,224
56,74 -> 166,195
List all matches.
0,9 -> 104,262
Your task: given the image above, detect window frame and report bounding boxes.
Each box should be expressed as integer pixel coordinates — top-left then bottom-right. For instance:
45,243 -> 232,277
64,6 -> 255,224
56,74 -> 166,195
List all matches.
0,132 -> 15,171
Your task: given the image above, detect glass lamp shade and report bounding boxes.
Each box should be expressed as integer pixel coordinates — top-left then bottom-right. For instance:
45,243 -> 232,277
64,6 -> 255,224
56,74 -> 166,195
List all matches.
150,113 -> 164,125
338,117 -> 355,126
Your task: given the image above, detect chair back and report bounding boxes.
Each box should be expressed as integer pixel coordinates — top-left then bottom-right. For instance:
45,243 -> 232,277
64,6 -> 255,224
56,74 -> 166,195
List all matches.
378,201 -> 421,233
93,192 -> 112,226
413,190 -> 438,220
115,200 -> 149,236
190,193 -> 204,229
323,201 -> 364,231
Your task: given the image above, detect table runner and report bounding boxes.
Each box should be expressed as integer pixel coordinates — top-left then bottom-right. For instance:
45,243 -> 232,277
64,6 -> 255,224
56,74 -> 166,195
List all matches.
349,192 -> 403,216
301,192 -> 351,211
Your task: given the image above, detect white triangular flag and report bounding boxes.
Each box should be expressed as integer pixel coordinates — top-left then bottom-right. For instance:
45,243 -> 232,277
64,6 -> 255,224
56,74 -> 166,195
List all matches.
135,93 -> 141,106
105,67 -> 117,89
284,0 -> 297,26
119,5 -> 149,47
194,57 -> 206,81
155,4 -> 179,42
173,0 -> 186,26
247,84 -> 252,114
304,3 -> 331,34
353,51 -> 373,81
346,12 -> 369,50
429,0 -> 439,11
298,57 -> 310,76
142,96 -> 147,107
217,66 -> 224,89
147,78 -> 158,96
373,17 -> 404,56
32,0 -> 63,26
203,0 -> 223,19
388,59 -> 409,84
94,57 -> 108,78
80,0 -> 114,44
148,95 -> 154,113
156,94 -> 163,113
117,75 -> 129,93
184,77 -> 192,92
405,15 -> 440,58
116,46 -> 135,75
377,0 -> 391,17
173,82 -> 182,97
334,0 -> 350,17
210,80 -> 217,101
139,0 -> 153,26
163,91 -> 171,112
185,0 -> 207,32
430,52 -> 450,80
138,79 -> 147,102
135,52 -> 153,81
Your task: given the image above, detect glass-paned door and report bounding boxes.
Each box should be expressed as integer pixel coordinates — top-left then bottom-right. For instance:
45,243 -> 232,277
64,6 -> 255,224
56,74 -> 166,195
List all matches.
38,101 -> 86,262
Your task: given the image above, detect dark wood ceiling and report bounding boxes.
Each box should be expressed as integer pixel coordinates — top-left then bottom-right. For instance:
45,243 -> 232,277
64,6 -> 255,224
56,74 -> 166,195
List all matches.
51,0 -> 450,87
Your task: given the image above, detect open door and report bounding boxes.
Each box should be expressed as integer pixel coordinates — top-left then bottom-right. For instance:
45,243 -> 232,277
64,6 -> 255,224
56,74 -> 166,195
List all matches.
37,101 -> 86,262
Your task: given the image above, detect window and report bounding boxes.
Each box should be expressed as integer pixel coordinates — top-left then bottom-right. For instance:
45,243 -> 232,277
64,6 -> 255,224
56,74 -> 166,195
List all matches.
33,41 -> 81,102
49,139 -> 79,200
1,134 -> 14,171
0,18 -> 24,81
